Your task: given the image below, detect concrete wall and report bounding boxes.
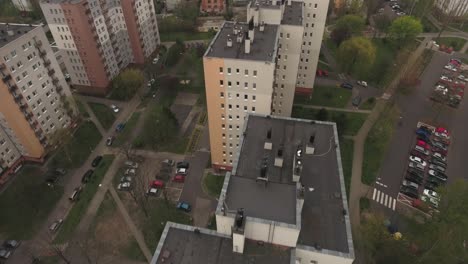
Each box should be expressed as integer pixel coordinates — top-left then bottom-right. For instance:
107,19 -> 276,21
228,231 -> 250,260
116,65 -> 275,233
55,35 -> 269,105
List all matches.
216,213 -> 235,234
295,247 -> 354,264
244,219 -> 300,247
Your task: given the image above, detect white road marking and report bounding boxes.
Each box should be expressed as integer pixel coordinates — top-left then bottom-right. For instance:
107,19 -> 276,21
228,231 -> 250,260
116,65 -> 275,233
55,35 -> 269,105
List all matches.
376,190 -> 381,202
372,188 -> 377,200
384,194 -> 388,206
392,199 -> 396,210
371,188 -> 397,211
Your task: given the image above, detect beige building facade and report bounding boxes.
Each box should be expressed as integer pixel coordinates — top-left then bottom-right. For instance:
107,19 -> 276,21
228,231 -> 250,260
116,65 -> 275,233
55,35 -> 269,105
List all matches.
0,23 -> 74,178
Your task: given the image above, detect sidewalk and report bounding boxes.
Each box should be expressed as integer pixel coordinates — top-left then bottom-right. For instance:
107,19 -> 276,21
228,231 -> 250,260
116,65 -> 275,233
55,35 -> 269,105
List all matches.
296,104 -> 372,114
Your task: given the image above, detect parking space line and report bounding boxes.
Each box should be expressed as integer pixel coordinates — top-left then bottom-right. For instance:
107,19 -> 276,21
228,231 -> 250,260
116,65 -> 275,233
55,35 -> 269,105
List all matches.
372,188 -> 377,200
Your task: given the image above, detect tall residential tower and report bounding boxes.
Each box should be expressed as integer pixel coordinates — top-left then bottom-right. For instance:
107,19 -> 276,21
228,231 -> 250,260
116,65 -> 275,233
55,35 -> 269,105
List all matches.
40,0 -> 160,94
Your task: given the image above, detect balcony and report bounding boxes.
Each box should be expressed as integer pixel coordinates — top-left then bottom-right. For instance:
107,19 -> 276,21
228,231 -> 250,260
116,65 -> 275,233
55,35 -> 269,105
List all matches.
39,50 -> 47,58
8,84 -> 18,92
0,63 -> 5,69
56,85 -> 63,93
2,74 -> 11,82
24,111 -> 33,119
48,69 -> 56,76
35,40 -> 43,48
13,93 -> 23,102
52,77 -> 59,84
44,60 -> 51,66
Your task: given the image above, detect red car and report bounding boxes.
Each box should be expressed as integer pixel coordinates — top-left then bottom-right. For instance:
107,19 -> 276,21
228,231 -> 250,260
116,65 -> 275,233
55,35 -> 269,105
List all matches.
151,180 -> 164,189
173,174 -> 185,183
316,69 -> 329,77
416,140 -> 430,150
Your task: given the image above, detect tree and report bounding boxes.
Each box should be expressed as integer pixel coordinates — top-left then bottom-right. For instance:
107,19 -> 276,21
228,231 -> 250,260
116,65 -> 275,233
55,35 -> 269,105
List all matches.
331,15 -> 365,45
129,166 -> 151,218
164,42 -> 184,67
48,128 -> 73,165
315,108 -> 329,121
363,0 -> 383,23
141,106 -> 178,150
347,0 -> 364,14
374,15 -> 391,37
111,69 -> 144,100
337,37 -> 376,74
388,16 -> 423,49
174,1 -> 199,22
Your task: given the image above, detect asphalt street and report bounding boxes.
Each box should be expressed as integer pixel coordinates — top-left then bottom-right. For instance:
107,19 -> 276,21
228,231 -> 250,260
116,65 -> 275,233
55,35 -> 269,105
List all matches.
370,50 -> 468,216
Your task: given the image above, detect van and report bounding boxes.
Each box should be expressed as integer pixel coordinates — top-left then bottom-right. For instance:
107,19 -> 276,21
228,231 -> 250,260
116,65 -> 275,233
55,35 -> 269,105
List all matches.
69,187 -> 82,201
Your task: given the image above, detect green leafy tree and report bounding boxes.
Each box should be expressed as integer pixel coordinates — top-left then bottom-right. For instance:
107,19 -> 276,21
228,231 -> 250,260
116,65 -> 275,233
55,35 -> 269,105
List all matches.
337,37 -> 376,74
363,0 -> 383,22
174,1 -> 199,22
331,15 -> 365,45
164,42 -> 185,67
315,108 -> 329,121
111,69 -> 144,100
142,106 -> 178,150
374,15 -> 391,37
388,16 -> 423,48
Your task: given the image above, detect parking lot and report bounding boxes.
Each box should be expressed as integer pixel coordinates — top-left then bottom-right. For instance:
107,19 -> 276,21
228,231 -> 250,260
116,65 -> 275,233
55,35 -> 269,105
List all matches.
369,50 -> 468,216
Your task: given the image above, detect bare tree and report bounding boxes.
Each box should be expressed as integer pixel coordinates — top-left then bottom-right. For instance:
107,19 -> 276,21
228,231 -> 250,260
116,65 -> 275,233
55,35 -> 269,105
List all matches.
128,166 -> 151,218
36,232 -> 72,264
118,142 -> 134,160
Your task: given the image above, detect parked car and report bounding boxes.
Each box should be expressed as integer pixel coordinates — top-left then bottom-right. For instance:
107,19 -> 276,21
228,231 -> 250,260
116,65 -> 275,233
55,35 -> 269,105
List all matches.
432,146 -> 447,156
435,128 -> 450,140
49,219 -> 63,232
116,123 -> 125,132
176,201 -> 192,212
117,182 -> 132,191
176,167 -> 188,175
106,136 -> 114,146
416,127 -> 431,137
120,176 -> 132,183
81,169 -> 94,183
430,158 -> 446,168
152,56 -> 159,64
428,173 -> 448,182
124,168 -> 137,176
409,156 -> 427,167
151,180 -> 164,189
421,195 -> 439,208
340,82 -> 353,89
433,141 -> 448,151
402,179 -> 419,189
110,104 -> 119,113
54,168 -> 67,175
423,189 -> 440,200
69,187 -> 83,201
429,164 -> 446,173
316,69 -> 329,77
416,139 -> 431,149
357,80 -> 368,87
405,174 -> 423,184
173,174 -> 185,183
414,145 -> 430,156
410,150 -> 428,161
146,187 -> 158,196
407,168 -> 424,178
125,161 -> 139,168
176,161 -> 190,169
0,248 -> 11,259
352,96 -> 362,107
432,152 -> 447,162
3,240 -> 21,249
424,181 -> 439,192
46,174 -> 60,187
162,159 -> 175,167
92,156 -> 103,167
400,186 -> 419,199
408,161 -> 425,172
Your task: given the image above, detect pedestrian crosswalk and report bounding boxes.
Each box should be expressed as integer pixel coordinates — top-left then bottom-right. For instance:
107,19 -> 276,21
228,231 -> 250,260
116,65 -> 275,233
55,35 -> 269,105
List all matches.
372,188 -> 396,211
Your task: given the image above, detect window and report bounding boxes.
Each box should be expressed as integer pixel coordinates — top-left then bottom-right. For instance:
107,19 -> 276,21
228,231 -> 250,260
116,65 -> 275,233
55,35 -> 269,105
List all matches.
10,50 -> 17,57
236,81 -> 240,86
244,95 -> 248,100
22,71 -> 28,77
220,80 -> 224,86
227,68 -> 231,74
253,83 -> 257,89
253,95 -> 256,101
244,82 -> 248,88
280,33 -> 283,38
313,14 -> 316,18
221,103 -> 224,108
244,106 -> 247,110
219,67 -> 223,73
236,68 -> 239,74
27,81 -> 33,87
228,104 -> 232,109
314,3 -> 317,8
222,124 -> 225,129
220,92 -> 224,97
286,33 -> 290,38
17,61 -> 23,68
244,69 -> 248,75
253,70 -> 257,76
252,107 -> 256,112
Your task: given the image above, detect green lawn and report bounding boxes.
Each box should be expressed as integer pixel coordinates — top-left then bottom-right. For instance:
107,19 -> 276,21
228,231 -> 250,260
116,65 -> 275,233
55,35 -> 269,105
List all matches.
0,166 -> 63,239
75,97 -> 90,118
37,256 -> 61,264
360,97 -> 376,110
88,102 -> 116,129
49,121 -> 102,169
436,37 -> 467,51
0,1 -> 19,17
292,106 -> 367,136
294,85 -> 352,108
362,104 -> 399,184
54,155 -> 115,243
203,173 -> 225,198
159,31 -> 214,42
340,138 -> 354,200
113,112 -> 141,147
143,201 -> 192,250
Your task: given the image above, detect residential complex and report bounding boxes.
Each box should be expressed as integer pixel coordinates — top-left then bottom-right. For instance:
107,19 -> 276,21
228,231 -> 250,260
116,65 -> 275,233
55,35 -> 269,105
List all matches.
204,0 -> 328,170
11,0 -> 34,12
0,23 -> 74,178
436,0 -> 468,17
151,115 -> 354,264
39,0 -> 160,94
200,0 -> 225,14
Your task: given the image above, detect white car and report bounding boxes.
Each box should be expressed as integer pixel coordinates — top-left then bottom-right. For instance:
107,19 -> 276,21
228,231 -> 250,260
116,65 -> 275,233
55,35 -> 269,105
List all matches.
146,187 -> 158,196
117,182 -> 131,191
409,156 -> 427,167
124,168 -> 137,175
176,167 -> 188,175
110,104 -> 119,113
396,12 -> 406,16
440,76 -> 452,82
457,74 -> 467,81
152,57 -> 159,64
357,80 -> 368,87
147,78 -> 156,87
444,64 -> 457,72
423,189 -> 440,200
125,161 -> 139,168
434,132 -> 450,140
435,85 -> 447,92
432,152 -> 446,162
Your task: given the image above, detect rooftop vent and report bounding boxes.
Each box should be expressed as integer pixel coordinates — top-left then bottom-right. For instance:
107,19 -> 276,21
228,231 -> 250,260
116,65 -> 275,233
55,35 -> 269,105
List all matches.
227,38 -> 232,47
236,33 -> 243,43
306,134 -> 315,154
266,128 -> 272,139
244,38 -> 251,54
274,144 -> 284,167
259,21 -> 265,32
235,208 -> 245,228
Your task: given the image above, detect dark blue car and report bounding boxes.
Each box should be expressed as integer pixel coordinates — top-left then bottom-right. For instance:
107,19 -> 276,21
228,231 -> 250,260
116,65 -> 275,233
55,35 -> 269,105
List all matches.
340,82 -> 354,90
116,123 -> 125,132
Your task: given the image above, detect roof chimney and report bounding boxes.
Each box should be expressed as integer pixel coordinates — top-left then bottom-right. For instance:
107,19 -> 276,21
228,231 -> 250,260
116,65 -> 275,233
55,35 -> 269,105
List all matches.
245,38 -> 251,54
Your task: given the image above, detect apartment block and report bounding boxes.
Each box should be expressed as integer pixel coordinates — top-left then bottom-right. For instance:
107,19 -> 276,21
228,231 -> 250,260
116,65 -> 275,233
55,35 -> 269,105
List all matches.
201,0 -> 225,14
204,0 -> 328,170
40,0 -> 160,94
0,23 -> 74,177
436,0 -> 468,17
12,0 -> 34,11
151,115 -> 354,264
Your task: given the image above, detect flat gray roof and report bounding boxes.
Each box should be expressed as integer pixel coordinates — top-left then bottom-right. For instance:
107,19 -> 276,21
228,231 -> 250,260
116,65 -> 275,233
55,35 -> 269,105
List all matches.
0,23 -> 37,49
153,223 -> 291,264
229,115 -> 351,253
205,21 -> 278,62
282,2 -> 303,26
